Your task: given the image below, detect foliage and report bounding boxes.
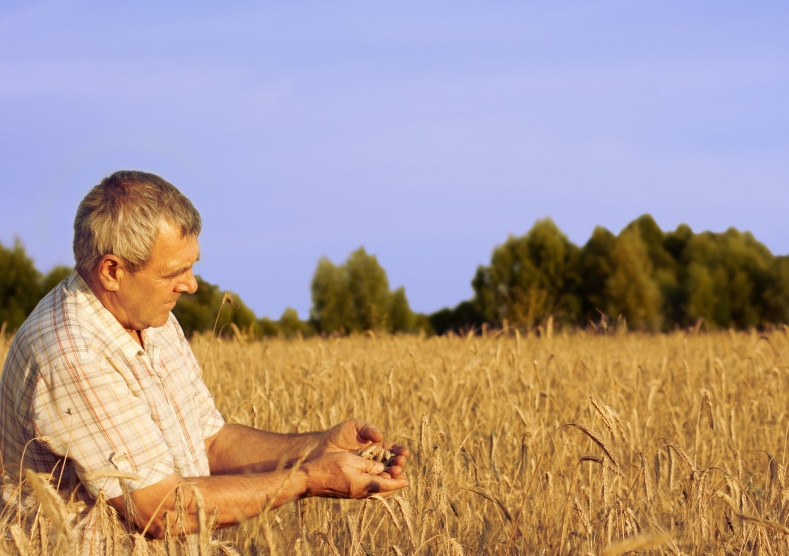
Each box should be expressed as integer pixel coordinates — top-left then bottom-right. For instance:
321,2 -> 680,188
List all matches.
603,226 -> 663,331
277,307 -> 314,338
472,219 -> 581,329
0,240 -> 44,330
310,257 -> 355,333
172,276 -> 257,337
310,247 -> 421,334
681,229 -> 773,329
258,317 -> 282,337
577,226 -> 617,324
428,300 -> 485,335
468,215 -> 789,332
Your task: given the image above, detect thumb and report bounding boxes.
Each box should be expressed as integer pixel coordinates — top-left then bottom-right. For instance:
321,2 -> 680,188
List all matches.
355,420 -> 383,444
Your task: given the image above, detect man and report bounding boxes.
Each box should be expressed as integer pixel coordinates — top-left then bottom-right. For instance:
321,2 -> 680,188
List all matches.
0,170 -> 409,541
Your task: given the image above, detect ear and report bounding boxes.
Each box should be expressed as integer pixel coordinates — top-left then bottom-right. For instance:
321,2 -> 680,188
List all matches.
96,255 -> 125,292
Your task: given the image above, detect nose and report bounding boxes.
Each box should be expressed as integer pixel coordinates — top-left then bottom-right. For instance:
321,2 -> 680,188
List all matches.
176,271 -> 198,295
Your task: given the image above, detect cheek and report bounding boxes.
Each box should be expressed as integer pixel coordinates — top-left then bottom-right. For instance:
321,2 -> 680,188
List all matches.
154,280 -> 173,295
162,281 -> 179,299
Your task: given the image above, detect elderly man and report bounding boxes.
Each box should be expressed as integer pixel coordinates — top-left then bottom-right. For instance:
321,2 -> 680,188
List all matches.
0,170 -> 409,541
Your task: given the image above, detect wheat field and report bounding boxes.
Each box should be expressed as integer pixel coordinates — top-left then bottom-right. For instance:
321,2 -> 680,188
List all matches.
1,326 -> 789,554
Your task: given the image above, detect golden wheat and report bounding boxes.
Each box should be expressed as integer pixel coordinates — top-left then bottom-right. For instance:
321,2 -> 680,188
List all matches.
2,328 -> 789,553
357,445 -> 396,466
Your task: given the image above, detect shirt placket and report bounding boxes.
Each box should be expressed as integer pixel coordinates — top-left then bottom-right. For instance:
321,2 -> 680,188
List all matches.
141,333 -> 199,477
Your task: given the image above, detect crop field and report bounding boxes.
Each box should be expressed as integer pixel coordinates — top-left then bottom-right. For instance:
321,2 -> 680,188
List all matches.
2,327 -> 789,554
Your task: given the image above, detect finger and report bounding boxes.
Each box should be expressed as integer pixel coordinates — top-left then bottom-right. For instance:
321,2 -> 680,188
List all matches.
360,458 -> 386,475
391,454 -> 408,467
383,442 -> 410,457
355,420 -> 383,444
383,454 -> 407,472
371,476 -> 409,493
386,464 -> 406,479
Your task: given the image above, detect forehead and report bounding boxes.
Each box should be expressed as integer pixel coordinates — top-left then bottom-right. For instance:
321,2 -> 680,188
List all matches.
149,223 -> 200,267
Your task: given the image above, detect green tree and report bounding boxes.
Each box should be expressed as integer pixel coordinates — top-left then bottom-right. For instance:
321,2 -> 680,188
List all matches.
310,248 -> 418,334
685,262 -> 726,327
310,257 -> 354,333
624,215 -> 675,271
663,223 -> 694,263
471,265 -> 496,324
577,226 -> 617,324
662,224 -> 694,326
389,287 -> 419,333
429,300 -> 485,335
604,227 -> 663,331
472,219 -> 580,329
278,307 -> 313,338
257,317 -> 281,337
0,239 -> 42,330
172,276 -> 257,336
624,215 -> 680,329
682,229 -> 772,329
346,248 -> 392,331
762,256 -> 789,325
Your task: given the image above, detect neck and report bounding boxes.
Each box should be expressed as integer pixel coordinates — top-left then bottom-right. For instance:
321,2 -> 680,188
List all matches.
79,268 -> 144,348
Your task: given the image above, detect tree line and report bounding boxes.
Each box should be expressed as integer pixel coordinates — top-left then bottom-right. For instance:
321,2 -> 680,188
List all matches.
2,214 -> 788,336
438,214 -> 789,334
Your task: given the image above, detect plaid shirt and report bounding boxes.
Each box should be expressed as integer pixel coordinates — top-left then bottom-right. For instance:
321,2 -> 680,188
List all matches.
0,271 -> 225,501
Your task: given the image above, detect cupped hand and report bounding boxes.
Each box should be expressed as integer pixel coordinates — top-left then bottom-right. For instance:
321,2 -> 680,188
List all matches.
313,419 -> 410,479
303,451 -> 409,499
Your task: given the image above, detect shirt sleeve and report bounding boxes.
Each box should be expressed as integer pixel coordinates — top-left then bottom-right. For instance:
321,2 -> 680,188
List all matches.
33,351 -> 176,500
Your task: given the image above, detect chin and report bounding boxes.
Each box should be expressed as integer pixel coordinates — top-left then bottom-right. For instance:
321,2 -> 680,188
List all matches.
151,314 -> 172,329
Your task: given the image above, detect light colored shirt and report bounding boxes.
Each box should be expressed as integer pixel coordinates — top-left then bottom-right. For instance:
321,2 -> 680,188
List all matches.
0,271 -> 225,501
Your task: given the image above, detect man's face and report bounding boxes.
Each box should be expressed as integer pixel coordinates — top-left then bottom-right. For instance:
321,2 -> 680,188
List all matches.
115,221 -> 199,331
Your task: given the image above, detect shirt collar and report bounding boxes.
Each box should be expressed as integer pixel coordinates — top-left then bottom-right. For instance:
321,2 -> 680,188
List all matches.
66,270 -> 157,358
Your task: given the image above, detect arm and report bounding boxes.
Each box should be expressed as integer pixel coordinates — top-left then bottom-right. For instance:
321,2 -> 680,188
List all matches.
204,419 -> 410,478
111,419 -> 411,539
108,450 -> 406,539
203,423 -> 325,474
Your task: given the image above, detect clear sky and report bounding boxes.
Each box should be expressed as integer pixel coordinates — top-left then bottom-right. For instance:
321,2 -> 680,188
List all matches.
1,1 -> 787,320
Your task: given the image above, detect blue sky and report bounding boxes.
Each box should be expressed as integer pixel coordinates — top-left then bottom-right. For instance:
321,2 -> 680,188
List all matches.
1,1 -> 787,319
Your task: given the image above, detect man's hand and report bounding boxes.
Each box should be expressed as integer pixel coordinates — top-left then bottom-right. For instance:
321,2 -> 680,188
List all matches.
303,451 -> 409,499
313,419 -> 410,480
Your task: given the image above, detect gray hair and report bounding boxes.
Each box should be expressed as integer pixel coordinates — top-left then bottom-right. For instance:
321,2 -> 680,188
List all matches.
73,170 -> 202,273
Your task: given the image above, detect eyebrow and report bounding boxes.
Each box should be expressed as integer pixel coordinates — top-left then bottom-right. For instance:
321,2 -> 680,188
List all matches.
164,255 -> 200,278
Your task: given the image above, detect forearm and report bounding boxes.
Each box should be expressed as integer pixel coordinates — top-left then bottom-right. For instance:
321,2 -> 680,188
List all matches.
111,468 -> 308,538
205,423 -> 325,474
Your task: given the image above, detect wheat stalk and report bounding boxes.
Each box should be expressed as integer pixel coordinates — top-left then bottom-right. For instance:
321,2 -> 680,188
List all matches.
601,532 -> 672,555
567,424 -> 622,473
